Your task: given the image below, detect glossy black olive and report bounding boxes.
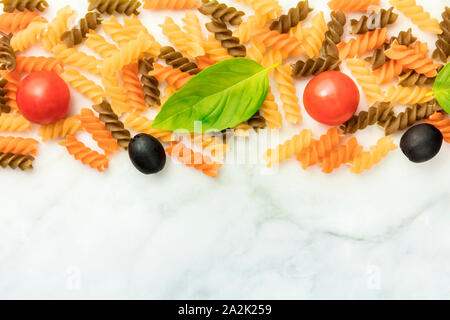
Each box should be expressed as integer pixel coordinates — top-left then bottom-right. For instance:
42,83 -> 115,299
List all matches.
400,123 -> 443,163
128,133 -> 166,174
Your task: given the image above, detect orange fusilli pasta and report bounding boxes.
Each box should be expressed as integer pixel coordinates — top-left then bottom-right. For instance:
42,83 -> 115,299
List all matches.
16,56 -> 64,74
122,64 -> 146,112
385,40 -> 440,77
143,0 -> 199,10
0,136 -> 39,155
0,12 -> 46,32
149,63 -> 193,89
321,137 -> 362,174
59,135 -> 109,172
79,108 -> 120,156
297,128 -> 344,170
166,142 -> 222,178
373,60 -> 403,84
426,112 -> 450,143
337,28 -> 388,59
251,29 -> 304,56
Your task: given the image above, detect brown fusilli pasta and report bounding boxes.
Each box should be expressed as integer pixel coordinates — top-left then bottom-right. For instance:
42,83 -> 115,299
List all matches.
199,0 -> 244,26
291,56 -> 340,78
60,12 -> 103,47
138,54 -> 161,107
269,0 -> 312,34
92,100 -> 131,149
206,19 -> 246,57
159,46 -> 200,75
351,7 -> 398,34
320,10 -> 346,59
340,102 -> 393,134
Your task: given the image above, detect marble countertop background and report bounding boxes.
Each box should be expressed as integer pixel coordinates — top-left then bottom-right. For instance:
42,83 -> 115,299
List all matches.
0,0 -> 449,299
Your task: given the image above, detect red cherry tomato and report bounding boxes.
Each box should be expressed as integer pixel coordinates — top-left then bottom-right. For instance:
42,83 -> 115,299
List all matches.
17,71 -> 70,125
303,71 -> 359,126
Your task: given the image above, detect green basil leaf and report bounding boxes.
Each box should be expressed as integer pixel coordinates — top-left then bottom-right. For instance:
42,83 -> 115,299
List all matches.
152,58 -> 274,133
432,63 -> 450,113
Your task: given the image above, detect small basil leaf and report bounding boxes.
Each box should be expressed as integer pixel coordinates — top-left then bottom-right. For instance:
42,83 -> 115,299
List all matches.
432,63 -> 450,113
152,58 -> 274,133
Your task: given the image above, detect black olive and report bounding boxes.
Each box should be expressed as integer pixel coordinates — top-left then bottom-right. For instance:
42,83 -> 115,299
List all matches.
128,133 -> 166,174
400,123 -> 443,163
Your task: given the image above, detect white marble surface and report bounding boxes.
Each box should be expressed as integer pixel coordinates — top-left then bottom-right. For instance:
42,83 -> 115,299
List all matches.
0,0 -> 449,299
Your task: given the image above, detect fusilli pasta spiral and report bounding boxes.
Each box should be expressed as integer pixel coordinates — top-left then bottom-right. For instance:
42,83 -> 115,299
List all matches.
149,63 -> 193,89
351,7 -> 398,34
124,112 -> 175,142
88,0 -> 142,15
373,59 -> 402,84
292,56 -> 340,77
102,31 -> 152,76
337,28 -> 388,59
199,0 -> 244,26
38,116 -> 82,141
251,28 -> 304,56
340,102 -> 393,134
143,0 -> 198,9
122,63 -> 146,112
79,108 -> 120,156
297,127 -> 344,170
275,65 -> 302,124
259,89 -> 282,130
321,137 -> 362,174
61,68 -> 105,105
264,130 -> 312,167
166,142 -> 222,177
52,44 -> 101,75
206,19 -> 246,57
385,40 -> 440,77
269,0 -> 312,33
42,5 -> 75,52
0,32 -> 16,72
384,85 -> 434,104
328,0 -> 379,12
138,54 -> 161,107
381,101 -> 437,135
301,11 -> 327,59
346,58 -> 384,104
101,73 -> 130,116
59,135 -> 109,172
0,152 -> 33,170
1,0 -> 48,12
389,0 -> 442,34
0,114 -> 32,132
425,112 -> 450,143
182,11 -> 204,50
0,136 -> 38,155
433,7 -> 450,62
160,16 -> 204,59
93,100 -> 131,149
0,12 -> 46,32
60,12 -> 103,47
85,30 -> 119,59
350,136 -> 397,174
16,56 -> 64,74
10,20 -> 46,52
159,46 -> 200,74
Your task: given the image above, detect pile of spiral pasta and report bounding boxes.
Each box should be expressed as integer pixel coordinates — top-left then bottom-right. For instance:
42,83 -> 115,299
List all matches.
0,0 -> 448,176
